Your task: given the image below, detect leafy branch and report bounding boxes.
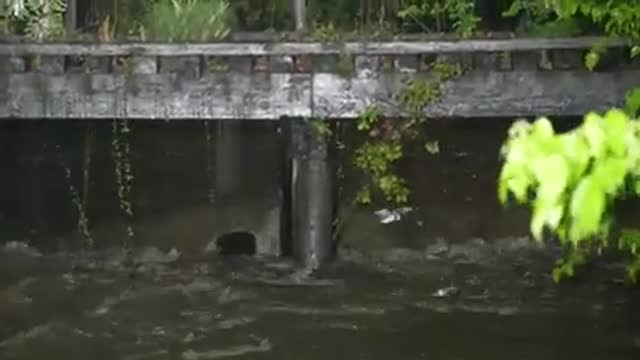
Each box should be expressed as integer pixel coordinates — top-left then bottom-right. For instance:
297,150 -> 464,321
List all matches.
352,58 -> 462,206
499,109 -> 640,282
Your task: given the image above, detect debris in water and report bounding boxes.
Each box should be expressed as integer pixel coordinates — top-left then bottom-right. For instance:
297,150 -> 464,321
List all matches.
425,237 -> 449,258
374,207 -> 413,224
182,338 -> 271,359
465,275 -> 481,286
497,306 -> 519,316
0,323 -> 56,348
2,241 -> 42,257
465,289 -> 490,300
424,140 -> 440,154
151,326 -> 166,336
134,246 -> 181,264
432,286 -> 460,298
125,350 -> 169,360
217,316 -> 255,329
183,332 -> 197,343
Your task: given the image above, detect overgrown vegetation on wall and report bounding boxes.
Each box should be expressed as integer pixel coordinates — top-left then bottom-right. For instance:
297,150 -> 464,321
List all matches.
352,59 -> 462,205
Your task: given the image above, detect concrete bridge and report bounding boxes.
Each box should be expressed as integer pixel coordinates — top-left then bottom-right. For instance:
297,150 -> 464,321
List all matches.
1,36 -> 638,270
1,36 -> 638,119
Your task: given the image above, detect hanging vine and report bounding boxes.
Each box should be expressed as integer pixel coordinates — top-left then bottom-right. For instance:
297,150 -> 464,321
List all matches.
81,124 -> 95,216
352,57 -> 462,206
111,119 -> 136,240
55,142 -> 93,247
204,120 -> 216,204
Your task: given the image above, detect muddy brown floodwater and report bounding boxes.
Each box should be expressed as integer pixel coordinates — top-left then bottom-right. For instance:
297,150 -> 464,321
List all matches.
1,241 -> 639,360
0,118 -> 640,359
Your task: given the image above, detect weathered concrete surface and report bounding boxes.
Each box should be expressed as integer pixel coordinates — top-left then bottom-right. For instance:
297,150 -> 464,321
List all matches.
288,119 -> 335,268
0,36 -> 626,56
2,70 -> 636,119
0,73 -> 313,119
1,37 -> 639,120
314,70 -> 640,118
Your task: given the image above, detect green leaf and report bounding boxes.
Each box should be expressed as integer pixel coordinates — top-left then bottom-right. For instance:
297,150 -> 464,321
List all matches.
424,140 -> 440,154
558,133 -> 590,184
531,117 -> 555,140
534,154 -> 569,202
553,0 -> 579,18
529,154 -> 569,240
585,50 -> 600,71
502,0 -> 524,18
602,109 -> 630,156
569,176 -> 606,242
592,157 -> 627,195
582,112 -> 605,158
531,199 -> 564,241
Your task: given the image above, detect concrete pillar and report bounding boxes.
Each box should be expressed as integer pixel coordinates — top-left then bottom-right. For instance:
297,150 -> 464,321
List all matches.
215,120 -> 243,199
286,118 -> 335,269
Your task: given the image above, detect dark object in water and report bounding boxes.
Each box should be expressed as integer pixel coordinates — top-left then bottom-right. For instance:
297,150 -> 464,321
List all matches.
216,231 -> 257,256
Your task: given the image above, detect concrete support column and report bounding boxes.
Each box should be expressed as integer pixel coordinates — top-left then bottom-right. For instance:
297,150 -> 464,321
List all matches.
215,120 -> 243,199
286,118 -> 335,269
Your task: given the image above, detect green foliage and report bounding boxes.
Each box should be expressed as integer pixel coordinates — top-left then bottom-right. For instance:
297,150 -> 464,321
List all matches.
143,0 -> 231,42
497,0 -> 640,284
310,117 -> 333,139
584,49 -> 600,71
502,0 -> 554,19
6,0 -> 67,40
397,0 -> 480,37
232,0 -> 291,31
356,104 -> 383,132
498,109 -> 640,281
504,1 -> 640,49
112,119 -> 136,240
573,1 -> 640,43
400,80 -> 440,119
55,143 -> 93,247
311,22 -> 342,43
503,0 -> 640,42
424,140 -> 439,154
353,104 -> 411,205
352,58 -> 462,206
503,0 -> 568,35
305,0 -> 479,37
400,58 -> 461,126
353,129 -> 410,204
307,0 -> 363,30
353,104 -> 409,204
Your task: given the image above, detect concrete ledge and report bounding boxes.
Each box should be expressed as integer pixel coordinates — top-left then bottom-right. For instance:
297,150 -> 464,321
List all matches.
0,36 -> 626,56
0,37 -> 638,119
1,69 -> 636,119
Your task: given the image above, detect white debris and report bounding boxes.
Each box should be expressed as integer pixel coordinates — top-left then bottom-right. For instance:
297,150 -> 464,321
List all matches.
2,241 -> 42,257
374,207 -> 413,224
432,285 -> 460,298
